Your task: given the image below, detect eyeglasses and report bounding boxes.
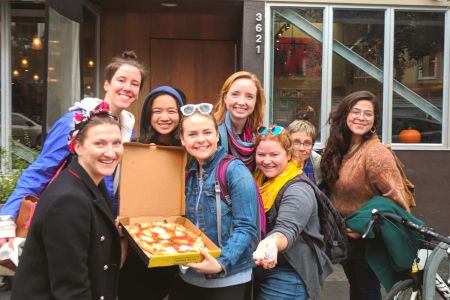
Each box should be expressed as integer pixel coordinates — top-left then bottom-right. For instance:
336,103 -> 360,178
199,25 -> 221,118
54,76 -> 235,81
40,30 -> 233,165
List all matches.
180,103 -> 213,116
293,140 -> 313,149
257,126 -> 284,135
350,108 -> 374,119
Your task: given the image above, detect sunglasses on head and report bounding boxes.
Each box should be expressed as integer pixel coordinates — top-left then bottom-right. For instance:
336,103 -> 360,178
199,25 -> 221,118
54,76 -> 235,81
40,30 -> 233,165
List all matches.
257,126 -> 285,135
180,103 -> 213,116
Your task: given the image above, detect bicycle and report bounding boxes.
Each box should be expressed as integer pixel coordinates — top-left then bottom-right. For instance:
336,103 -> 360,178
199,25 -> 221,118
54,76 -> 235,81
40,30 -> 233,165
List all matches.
362,208 -> 450,299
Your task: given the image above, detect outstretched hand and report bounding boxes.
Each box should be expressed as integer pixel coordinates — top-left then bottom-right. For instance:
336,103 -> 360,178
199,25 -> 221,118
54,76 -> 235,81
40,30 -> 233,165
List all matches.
253,238 -> 278,269
187,248 -> 223,274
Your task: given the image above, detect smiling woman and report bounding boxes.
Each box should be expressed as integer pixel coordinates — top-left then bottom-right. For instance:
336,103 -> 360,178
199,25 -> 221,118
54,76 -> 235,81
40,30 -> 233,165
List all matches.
172,107 -> 258,300
12,106 -> 124,300
138,85 -> 185,146
252,127 -> 332,300
213,71 -> 266,172
320,90 -> 415,300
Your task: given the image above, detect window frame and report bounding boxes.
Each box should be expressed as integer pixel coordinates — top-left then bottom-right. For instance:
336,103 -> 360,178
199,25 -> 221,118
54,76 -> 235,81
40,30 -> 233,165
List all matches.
265,3 -> 450,150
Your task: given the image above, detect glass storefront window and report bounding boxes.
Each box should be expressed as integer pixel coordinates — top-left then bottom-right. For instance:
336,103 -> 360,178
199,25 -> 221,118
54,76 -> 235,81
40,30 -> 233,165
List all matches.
270,5 -> 449,148
392,11 -> 444,144
11,2 -> 45,149
82,6 -> 98,98
332,9 -> 385,132
272,8 -> 324,138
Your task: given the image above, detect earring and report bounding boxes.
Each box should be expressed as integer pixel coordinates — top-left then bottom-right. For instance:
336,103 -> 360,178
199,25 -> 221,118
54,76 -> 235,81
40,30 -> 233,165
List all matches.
370,126 -> 376,134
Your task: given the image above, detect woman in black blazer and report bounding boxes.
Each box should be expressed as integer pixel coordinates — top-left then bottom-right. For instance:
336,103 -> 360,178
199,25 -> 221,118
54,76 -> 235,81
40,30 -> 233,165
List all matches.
12,103 -> 124,300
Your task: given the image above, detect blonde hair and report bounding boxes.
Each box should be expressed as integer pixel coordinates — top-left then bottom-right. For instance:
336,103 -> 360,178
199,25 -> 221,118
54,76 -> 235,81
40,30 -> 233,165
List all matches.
288,120 -> 317,142
213,71 -> 266,131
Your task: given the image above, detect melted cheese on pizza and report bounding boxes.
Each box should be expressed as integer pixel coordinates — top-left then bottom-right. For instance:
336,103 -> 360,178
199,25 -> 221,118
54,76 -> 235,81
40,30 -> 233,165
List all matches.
126,221 -> 205,256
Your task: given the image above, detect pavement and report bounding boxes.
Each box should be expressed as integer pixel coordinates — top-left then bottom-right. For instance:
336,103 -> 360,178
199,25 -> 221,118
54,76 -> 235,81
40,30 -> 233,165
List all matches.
321,264 -> 387,299
0,265 -> 386,299
321,264 -> 351,299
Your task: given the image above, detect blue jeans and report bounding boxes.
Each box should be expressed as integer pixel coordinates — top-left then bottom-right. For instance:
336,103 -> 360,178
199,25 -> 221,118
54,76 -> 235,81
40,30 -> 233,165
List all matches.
254,266 -> 307,300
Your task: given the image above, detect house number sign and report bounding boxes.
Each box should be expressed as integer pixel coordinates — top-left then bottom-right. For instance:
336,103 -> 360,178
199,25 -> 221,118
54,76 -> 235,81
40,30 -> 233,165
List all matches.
255,12 -> 263,54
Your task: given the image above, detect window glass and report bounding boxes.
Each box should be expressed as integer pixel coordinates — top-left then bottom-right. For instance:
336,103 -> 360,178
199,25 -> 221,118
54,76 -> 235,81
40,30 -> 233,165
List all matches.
332,9 -> 385,133
392,11 -> 444,144
46,7 -> 80,131
11,1 -> 45,149
82,6 -> 98,97
272,8 -> 324,138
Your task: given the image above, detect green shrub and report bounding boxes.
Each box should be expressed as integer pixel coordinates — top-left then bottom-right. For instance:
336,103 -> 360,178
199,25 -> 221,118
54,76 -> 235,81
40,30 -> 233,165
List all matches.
0,148 -> 32,203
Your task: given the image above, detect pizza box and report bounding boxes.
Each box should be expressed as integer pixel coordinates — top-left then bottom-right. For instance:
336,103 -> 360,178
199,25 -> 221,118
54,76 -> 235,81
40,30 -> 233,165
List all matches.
118,142 -> 221,268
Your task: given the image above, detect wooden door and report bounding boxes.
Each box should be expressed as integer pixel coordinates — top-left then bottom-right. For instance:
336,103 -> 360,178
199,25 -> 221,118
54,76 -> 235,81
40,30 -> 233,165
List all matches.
150,39 -> 236,105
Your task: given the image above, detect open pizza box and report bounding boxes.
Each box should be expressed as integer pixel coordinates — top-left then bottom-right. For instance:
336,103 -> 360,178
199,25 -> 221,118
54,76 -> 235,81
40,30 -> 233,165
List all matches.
119,142 -> 221,267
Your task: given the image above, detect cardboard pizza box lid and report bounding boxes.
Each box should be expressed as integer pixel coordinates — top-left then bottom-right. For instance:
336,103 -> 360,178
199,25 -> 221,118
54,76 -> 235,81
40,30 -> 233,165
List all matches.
119,142 -> 187,218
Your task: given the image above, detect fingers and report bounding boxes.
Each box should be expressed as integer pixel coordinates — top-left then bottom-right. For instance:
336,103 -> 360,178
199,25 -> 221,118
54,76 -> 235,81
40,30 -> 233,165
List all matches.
253,237 -> 278,269
186,248 -> 222,274
345,228 -> 362,239
7,239 -> 14,250
0,238 -> 8,247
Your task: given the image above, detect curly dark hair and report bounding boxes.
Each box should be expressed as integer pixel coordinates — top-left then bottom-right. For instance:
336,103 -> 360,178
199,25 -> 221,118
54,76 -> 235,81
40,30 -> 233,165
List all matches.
320,91 -> 380,194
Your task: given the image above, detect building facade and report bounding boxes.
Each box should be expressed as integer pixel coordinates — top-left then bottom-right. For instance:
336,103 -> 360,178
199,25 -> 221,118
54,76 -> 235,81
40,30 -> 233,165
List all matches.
1,0 -> 449,231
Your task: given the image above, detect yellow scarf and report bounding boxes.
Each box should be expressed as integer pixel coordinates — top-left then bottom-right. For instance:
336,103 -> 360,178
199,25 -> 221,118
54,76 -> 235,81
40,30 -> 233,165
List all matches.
254,160 -> 302,212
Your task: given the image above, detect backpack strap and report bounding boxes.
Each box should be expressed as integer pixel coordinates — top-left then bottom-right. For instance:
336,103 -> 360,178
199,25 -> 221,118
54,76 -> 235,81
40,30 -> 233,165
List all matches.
271,174 -> 325,274
215,154 -> 235,206
214,154 -> 236,247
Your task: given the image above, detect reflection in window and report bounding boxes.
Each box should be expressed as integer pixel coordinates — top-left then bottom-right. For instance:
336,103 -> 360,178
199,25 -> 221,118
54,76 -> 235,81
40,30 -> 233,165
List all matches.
82,6 -> 98,98
272,8 -> 323,139
11,2 -> 45,149
392,11 -> 444,144
332,9 -> 385,134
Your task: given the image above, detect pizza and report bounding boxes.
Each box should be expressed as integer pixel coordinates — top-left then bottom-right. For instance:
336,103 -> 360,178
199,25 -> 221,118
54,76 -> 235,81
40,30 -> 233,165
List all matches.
126,221 -> 205,256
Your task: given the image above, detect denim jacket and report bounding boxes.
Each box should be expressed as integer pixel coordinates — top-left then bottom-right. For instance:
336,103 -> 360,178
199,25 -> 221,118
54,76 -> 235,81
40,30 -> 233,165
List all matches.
185,146 -> 257,278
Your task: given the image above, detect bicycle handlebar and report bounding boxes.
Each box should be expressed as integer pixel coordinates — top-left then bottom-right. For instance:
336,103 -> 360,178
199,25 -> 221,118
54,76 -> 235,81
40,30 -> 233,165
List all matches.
366,209 -> 450,245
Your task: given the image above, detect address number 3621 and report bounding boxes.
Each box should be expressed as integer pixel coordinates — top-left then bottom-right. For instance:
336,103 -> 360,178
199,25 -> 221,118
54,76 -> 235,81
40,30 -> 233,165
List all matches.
256,12 -> 263,54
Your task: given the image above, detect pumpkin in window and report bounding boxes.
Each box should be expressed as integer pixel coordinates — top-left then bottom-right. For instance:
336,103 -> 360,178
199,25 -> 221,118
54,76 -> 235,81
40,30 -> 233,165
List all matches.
399,128 -> 421,143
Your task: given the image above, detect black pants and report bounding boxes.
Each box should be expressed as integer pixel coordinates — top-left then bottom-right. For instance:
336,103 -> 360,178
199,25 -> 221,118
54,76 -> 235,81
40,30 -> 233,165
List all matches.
118,251 -> 178,300
169,274 -> 252,300
343,239 -> 382,300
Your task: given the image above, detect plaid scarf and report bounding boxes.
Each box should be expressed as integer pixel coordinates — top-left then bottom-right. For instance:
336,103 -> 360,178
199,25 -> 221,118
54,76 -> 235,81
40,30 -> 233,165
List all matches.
303,158 -> 316,184
224,112 -> 255,171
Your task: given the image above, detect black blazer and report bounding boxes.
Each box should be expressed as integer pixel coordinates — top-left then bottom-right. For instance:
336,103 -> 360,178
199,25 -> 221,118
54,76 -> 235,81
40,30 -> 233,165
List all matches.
12,159 -> 121,300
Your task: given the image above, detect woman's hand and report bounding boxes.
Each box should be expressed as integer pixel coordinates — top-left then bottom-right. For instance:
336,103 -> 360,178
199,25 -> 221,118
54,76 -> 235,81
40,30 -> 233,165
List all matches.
346,228 -> 362,239
187,248 -> 223,274
115,218 -> 129,268
120,237 -> 128,268
253,237 -> 278,269
0,238 -> 12,248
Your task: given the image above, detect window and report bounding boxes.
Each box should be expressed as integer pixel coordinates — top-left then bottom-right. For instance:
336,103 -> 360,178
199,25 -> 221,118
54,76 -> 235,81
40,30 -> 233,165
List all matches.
82,5 -> 99,98
11,1 -> 45,149
272,7 -> 324,140
269,5 -> 448,149
392,11 -> 444,144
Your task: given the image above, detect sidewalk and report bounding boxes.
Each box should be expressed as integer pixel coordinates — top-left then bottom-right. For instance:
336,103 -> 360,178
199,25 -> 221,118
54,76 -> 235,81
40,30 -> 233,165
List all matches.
321,264 -> 350,299
321,264 -> 387,299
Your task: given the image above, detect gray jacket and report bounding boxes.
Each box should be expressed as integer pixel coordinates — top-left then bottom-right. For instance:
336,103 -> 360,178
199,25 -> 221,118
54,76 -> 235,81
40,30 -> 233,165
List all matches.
272,182 -> 333,299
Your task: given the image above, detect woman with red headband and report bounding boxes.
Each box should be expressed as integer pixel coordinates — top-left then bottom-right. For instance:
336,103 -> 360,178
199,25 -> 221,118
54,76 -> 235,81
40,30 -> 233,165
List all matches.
12,105 -> 124,300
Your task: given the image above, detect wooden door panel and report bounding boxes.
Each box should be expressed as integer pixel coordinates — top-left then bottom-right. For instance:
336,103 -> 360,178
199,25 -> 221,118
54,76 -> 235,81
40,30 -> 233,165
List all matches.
150,39 -> 236,104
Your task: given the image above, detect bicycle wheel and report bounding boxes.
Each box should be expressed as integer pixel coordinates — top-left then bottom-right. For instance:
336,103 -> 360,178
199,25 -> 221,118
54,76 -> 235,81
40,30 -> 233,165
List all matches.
423,242 -> 450,299
385,279 -> 422,300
